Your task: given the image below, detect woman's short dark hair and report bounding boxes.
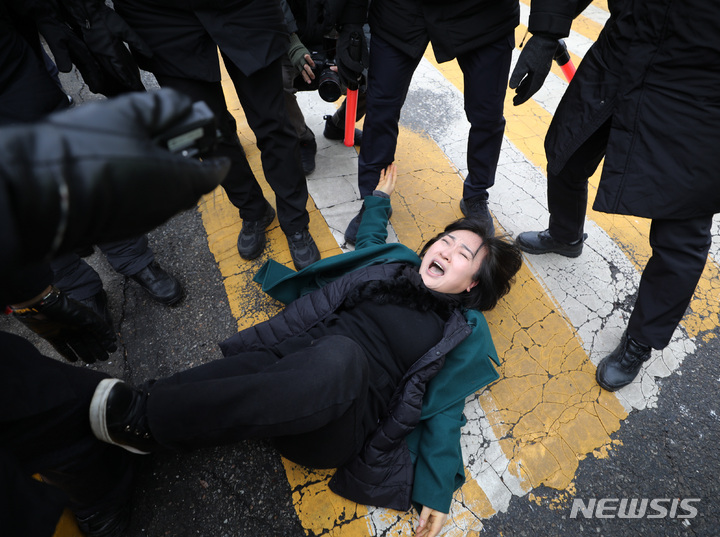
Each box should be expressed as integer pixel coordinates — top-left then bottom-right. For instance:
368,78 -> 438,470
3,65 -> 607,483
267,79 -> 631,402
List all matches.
419,218 -> 523,311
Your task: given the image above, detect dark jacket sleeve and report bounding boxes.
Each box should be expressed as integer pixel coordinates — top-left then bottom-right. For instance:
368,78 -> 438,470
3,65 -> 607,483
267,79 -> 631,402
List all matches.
527,0 -> 580,37
337,0 -> 367,24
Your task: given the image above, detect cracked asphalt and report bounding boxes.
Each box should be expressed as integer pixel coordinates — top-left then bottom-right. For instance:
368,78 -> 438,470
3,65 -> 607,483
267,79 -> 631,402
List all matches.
6,1 -> 719,535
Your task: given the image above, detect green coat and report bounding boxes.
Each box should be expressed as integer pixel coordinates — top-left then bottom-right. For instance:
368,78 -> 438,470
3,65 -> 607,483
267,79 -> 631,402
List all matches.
253,195 -> 500,513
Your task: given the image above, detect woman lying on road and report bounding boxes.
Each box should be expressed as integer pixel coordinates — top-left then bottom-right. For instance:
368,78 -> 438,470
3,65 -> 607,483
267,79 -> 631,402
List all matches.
90,164 -> 523,537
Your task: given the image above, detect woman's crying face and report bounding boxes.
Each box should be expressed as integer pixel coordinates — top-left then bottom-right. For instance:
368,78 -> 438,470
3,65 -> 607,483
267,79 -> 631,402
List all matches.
419,230 -> 486,294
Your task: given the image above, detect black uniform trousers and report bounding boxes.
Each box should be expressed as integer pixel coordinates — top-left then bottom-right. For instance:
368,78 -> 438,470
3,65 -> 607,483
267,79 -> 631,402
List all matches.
153,61 -> 310,234
147,334 -> 370,469
50,236 -> 154,301
0,332 -> 136,536
547,121 -> 714,349
357,33 -> 513,199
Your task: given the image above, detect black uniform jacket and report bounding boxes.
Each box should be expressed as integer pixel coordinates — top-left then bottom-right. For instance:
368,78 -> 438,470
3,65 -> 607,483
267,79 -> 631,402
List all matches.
113,0 -> 290,80
546,0 -> 720,219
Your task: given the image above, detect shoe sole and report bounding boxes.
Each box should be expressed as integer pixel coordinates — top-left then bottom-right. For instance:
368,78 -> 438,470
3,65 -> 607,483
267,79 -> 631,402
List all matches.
90,378 -> 151,455
516,233 -> 588,258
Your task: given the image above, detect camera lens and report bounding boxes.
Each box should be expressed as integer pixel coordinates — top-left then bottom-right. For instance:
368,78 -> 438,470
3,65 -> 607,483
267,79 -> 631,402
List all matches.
318,68 -> 342,102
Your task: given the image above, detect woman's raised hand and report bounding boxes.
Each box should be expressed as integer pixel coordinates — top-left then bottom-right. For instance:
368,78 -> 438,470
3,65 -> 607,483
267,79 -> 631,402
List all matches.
375,163 -> 398,196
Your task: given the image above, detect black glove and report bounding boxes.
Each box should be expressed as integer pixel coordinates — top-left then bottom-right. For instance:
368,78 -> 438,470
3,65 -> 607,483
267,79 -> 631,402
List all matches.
336,23 -> 368,90
30,0 -> 97,74
0,89 -> 230,264
11,286 -> 117,363
60,0 -> 153,96
509,35 -> 559,106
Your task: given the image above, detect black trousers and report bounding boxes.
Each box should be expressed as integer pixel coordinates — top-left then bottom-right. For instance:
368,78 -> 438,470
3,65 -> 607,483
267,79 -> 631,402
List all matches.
357,33 -> 513,199
0,17 -> 68,126
148,335 -> 370,469
50,236 -> 154,301
0,332 -> 136,536
547,121 -> 714,349
155,57 -> 311,234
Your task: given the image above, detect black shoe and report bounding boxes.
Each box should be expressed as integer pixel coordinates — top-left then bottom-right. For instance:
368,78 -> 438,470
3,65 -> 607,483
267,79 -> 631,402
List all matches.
76,501 -> 131,537
286,228 -> 320,270
79,290 -> 115,333
237,203 -> 276,260
596,334 -> 652,391
459,197 -> 496,236
129,261 -> 184,306
323,115 -> 362,146
515,229 -> 588,258
300,138 -> 317,175
90,379 -> 159,454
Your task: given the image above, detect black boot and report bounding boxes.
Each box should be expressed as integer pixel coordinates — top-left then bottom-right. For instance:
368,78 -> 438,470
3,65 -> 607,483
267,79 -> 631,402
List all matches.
516,229 -> 587,258
596,334 -> 652,391
90,379 -> 160,454
130,261 -> 184,306
460,197 -> 495,236
323,114 -> 362,146
286,228 -> 320,270
237,202 -> 276,260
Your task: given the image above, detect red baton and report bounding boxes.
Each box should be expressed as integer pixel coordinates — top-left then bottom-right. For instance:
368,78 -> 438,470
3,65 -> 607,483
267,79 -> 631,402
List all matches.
344,87 -> 358,147
553,39 -> 576,82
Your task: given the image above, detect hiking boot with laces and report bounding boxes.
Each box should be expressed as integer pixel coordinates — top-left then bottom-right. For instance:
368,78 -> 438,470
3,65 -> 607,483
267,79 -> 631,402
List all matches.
90,379 -> 159,454
237,202 -> 276,260
286,228 -> 320,270
596,334 -> 652,391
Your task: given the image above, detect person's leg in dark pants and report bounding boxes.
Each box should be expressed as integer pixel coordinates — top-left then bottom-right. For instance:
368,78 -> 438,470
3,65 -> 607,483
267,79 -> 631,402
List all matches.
341,35 -> 421,244
91,335 -> 369,466
628,215 -> 714,349
98,236 -> 154,277
0,332 -> 137,534
147,335 -> 369,456
516,120 -> 611,257
281,56 -> 317,174
51,254 -> 105,303
221,55 -> 310,235
153,74 -> 268,221
99,235 -> 184,306
597,215 -> 714,391
457,34 -> 514,204
357,34 -> 422,199
547,121 -> 611,244
221,54 -> 320,268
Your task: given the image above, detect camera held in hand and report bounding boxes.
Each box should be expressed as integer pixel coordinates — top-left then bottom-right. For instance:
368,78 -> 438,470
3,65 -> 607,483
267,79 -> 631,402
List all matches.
153,101 -> 220,159
293,36 -> 345,102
